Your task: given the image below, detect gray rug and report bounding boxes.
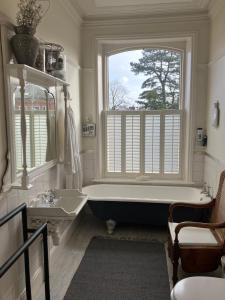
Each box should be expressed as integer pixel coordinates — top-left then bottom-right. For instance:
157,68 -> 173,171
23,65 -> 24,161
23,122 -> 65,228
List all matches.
64,237 -> 170,300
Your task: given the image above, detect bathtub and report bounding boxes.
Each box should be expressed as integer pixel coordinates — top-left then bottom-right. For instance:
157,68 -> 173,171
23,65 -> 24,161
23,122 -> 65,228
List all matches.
82,184 -> 212,232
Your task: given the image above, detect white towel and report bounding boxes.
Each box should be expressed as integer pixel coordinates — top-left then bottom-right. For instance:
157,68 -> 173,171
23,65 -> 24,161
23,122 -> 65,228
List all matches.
64,106 -> 82,190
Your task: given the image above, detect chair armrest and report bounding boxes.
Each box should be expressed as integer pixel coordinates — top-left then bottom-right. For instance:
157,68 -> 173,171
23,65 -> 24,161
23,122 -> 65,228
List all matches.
168,198 -> 215,222
174,220 -> 225,242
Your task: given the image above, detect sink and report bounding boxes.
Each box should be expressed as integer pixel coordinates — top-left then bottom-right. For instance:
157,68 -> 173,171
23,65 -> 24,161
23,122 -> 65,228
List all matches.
27,189 -> 88,245
28,189 -> 88,220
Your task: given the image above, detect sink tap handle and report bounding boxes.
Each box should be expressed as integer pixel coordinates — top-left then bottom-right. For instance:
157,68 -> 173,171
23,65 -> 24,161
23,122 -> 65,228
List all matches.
47,189 -> 55,203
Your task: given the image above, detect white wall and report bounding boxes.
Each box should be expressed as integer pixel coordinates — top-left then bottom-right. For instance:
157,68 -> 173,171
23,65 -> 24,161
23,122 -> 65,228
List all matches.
81,14 -> 209,184
204,1 -> 225,196
0,1 -> 81,299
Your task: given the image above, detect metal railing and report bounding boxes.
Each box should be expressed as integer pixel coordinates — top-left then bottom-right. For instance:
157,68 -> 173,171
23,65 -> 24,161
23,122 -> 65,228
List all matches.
0,203 -> 50,300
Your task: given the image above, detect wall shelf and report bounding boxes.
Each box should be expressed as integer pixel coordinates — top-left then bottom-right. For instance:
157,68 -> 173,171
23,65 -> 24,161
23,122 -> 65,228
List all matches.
7,64 -> 69,88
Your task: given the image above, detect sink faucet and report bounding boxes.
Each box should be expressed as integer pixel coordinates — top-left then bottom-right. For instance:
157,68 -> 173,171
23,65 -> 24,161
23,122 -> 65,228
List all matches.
36,190 -> 56,204
46,189 -> 56,203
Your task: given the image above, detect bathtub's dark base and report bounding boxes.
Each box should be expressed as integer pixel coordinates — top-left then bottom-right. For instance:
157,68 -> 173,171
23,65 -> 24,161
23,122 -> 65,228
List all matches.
88,200 -> 210,228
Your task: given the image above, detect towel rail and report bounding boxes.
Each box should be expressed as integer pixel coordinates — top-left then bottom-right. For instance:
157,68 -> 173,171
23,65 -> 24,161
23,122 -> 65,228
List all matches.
0,203 -> 50,300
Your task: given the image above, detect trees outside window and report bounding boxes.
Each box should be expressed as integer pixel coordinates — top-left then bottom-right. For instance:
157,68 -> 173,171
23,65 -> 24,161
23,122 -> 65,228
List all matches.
130,49 -> 181,110
109,80 -> 129,110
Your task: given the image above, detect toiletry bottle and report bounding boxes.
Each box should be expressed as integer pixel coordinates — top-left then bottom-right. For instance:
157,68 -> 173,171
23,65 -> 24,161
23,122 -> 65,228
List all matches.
196,128 -> 203,146
202,134 -> 207,147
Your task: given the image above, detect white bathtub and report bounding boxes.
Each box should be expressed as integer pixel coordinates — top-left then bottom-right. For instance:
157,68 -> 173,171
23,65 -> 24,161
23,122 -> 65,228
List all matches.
83,184 -> 210,204
83,184 -> 212,229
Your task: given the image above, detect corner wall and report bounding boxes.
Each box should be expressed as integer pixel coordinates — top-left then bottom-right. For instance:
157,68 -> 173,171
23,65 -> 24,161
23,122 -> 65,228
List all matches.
204,1 -> 225,196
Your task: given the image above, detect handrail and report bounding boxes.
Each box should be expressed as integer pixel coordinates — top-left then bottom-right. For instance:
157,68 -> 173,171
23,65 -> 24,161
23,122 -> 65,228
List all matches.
0,203 -> 50,300
0,203 -> 26,226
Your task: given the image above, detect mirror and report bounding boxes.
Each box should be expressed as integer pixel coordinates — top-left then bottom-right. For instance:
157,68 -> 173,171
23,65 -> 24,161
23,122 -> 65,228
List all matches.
12,81 -> 56,175
6,64 -> 68,189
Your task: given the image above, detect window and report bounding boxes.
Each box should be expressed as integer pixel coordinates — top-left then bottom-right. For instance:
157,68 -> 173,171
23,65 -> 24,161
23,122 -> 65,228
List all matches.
104,48 -> 183,178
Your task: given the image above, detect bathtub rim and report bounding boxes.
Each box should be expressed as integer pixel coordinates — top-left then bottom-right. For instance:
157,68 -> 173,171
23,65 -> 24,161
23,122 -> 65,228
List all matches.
92,178 -> 200,187
82,184 -> 212,205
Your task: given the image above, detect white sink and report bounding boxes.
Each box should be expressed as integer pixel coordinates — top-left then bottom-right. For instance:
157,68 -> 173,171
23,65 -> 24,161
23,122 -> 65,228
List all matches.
28,189 -> 88,220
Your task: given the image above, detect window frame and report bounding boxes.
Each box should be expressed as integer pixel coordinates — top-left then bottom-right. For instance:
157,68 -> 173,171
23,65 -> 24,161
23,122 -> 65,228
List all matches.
103,46 -> 185,180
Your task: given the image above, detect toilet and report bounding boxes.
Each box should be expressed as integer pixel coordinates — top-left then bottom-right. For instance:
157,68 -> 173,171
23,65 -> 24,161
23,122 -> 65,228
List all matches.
171,277 -> 225,300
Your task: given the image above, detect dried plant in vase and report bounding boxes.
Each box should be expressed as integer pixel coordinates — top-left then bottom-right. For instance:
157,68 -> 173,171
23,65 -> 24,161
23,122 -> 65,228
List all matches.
11,0 -> 50,67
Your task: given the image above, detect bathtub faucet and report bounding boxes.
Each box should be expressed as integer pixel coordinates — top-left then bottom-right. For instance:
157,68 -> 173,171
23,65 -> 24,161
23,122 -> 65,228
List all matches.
201,182 -> 208,194
207,186 -> 213,198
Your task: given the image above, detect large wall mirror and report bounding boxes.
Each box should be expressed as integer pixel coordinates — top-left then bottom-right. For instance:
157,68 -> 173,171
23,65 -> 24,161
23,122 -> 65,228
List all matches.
6,64 -> 68,189
13,83 -> 56,174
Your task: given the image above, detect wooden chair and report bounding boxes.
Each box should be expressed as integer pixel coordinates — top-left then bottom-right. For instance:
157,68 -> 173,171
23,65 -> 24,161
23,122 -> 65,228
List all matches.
168,170 -> 225,286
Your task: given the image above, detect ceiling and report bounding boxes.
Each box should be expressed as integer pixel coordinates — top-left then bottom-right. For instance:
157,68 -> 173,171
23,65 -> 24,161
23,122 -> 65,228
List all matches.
69,0 -> 211,19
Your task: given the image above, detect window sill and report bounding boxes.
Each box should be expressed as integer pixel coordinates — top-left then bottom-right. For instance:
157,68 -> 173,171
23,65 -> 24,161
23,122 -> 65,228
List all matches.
92,178 -> 199,187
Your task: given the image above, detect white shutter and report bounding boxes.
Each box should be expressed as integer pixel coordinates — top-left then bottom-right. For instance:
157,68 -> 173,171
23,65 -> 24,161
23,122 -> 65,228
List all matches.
15,112 -> 48,170
106,114 -> 122,172
15,114 -> 23,170
25,115 -> 31,168
34,113 -> 48,166
145,115 -> 160,174
125,115 -> 140,173
105,111 -> 182,178
15,113 -> 31,170
164,114 -> 181,174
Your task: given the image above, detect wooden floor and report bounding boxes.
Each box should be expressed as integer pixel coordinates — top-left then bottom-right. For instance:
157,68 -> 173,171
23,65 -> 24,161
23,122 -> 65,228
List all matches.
35,213 -> 221,300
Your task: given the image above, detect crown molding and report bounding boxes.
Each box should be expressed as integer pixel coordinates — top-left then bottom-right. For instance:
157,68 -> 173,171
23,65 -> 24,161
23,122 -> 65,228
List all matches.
83,12 -> 209,28
208,0 -> 225,19
60,1 -> 211,27
55,0 -> 83,26
76,0 -> 210,19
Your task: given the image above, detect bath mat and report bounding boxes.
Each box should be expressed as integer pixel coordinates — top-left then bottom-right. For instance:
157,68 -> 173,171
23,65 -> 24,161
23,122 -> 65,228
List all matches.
64,237 -> 170,300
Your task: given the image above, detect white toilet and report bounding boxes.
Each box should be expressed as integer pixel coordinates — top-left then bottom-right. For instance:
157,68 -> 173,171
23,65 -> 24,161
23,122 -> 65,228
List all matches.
171,277 -> 225,300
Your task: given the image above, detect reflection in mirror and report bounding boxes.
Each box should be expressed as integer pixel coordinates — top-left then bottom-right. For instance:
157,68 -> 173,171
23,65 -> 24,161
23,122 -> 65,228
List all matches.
13,82 -> 56,174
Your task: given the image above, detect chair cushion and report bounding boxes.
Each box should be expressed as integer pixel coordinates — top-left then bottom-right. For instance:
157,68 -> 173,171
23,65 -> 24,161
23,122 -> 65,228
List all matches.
168,222 -> 219,246
171,277 -> 225,300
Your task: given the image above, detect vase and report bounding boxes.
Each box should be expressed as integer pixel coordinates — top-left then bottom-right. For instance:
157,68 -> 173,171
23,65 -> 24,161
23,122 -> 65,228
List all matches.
10,32 -> 40,67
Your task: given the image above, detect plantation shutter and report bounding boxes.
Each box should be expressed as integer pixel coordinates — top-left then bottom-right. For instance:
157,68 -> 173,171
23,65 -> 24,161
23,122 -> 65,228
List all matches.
125,115 -> 140,173
15,112 -> 48,170
15,113 -> 31,170
34,113 -> 48,166
106,114 -> 122,172
144,115 -> 160,174
104,111 -> 182,177
164,114 -> 181,174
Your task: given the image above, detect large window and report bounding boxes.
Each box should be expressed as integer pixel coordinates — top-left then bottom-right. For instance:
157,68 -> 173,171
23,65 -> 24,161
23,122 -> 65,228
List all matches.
104,48 -> 183,178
